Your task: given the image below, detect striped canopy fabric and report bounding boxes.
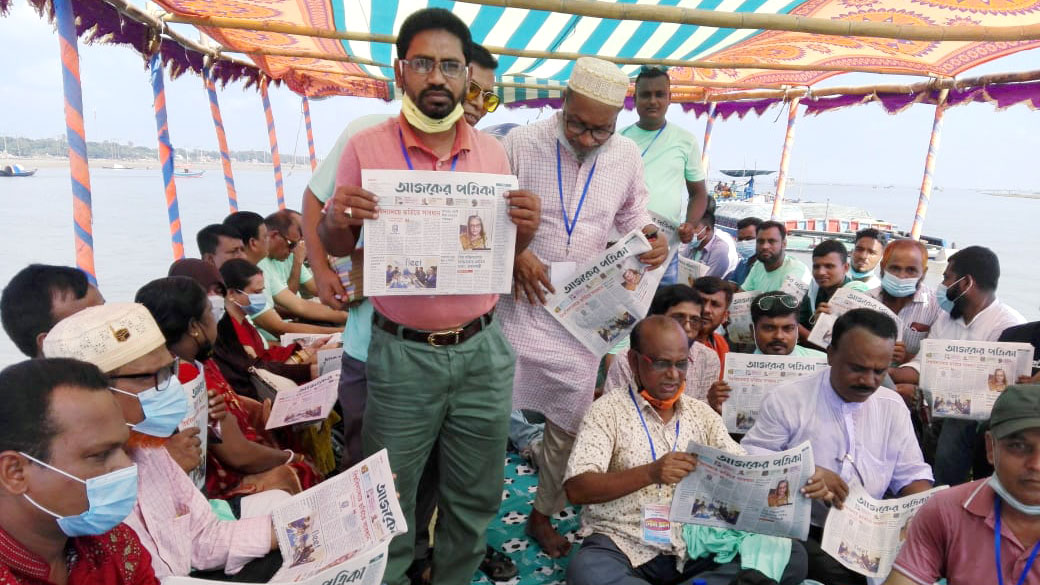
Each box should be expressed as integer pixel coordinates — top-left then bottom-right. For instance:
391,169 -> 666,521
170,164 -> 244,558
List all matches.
153,0 -> 1040,103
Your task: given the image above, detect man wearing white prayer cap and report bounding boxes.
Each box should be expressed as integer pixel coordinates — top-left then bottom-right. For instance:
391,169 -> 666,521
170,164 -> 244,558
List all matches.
496,56 -> 669,557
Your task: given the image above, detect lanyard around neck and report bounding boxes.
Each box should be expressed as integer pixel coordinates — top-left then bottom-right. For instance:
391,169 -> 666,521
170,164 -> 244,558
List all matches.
399,128 -> 458,172
556,140 -> 597,248
995,498 -> 1040,585
640,122 -> 667,158
628,386 -> 679,462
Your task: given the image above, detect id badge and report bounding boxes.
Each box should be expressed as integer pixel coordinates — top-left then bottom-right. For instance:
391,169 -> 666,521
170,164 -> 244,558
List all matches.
641,503 -> 672,545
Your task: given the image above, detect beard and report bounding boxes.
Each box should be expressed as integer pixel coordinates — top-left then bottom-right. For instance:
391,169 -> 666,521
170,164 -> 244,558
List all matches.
417,85 -> 461,118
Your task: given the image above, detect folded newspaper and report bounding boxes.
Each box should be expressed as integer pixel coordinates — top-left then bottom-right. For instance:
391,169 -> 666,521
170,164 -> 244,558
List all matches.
360,169 -> 518,297
669,441 -> 814,540
543,228 -> 658,355
919,339 -> 1034,420
162,449 -> 404,585
721,354 -> 828,434
780,275 -> 809,304
821,484 -> 947,578
177,366 -> 209,490
725,292 -> 757,351
265,371 -> 341,430
678,255 -> 709,287
806,288 -> 902,349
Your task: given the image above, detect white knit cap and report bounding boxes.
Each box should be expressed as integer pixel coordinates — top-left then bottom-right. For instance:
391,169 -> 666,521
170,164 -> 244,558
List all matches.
42,303 -> 166,374
568,57 -> 630,107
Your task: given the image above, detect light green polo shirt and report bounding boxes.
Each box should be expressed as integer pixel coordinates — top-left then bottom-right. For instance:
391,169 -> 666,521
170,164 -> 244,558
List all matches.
754,345 -> 826,358
620,122 -> 705,226
742,255 -> 811,294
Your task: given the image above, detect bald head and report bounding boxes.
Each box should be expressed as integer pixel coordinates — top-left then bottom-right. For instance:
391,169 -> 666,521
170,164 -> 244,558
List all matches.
631,315 -> 687,354
629,315 -> 688,401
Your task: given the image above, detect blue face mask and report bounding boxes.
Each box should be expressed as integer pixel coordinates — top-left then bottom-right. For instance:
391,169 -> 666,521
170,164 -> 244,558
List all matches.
881,272 -> 919,298
111,378 -> 189,437
21,454 -> 139,537
236,291 -> 267,316
736,239 -> 756,260
848,267 -> 874,280
689,227 -> 707,249
936,276 -> 969,313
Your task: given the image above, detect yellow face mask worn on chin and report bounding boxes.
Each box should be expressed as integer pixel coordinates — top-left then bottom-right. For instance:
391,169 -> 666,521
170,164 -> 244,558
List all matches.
400,93 -> 464,134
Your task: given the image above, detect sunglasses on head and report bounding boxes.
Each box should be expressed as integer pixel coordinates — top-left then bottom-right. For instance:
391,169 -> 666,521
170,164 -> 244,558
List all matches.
466,81 -> 500,113
754,293 -> 799,311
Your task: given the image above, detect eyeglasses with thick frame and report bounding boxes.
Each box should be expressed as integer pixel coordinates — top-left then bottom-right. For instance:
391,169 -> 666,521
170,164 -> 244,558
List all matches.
109,358 -> 180,392
667,313 -> 701,328
633,350 -> 689,373
275,232 -> 299,251
562,114 -> 614,142
754,293 -> 799,312
466,81 -> 500,113
399,57 -> 467,79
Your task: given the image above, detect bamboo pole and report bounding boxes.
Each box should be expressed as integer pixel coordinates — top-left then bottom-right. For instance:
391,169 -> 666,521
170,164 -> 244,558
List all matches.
203,64 -> 238,213
910,88 -> 950,240
770,98 -> 801,220
149,53 -> 185,261
701,103 -> 717,173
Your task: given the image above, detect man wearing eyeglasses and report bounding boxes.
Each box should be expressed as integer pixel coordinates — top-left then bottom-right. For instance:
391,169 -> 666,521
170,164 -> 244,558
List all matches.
462,44 -> 500,127
741,308 -> 933,585
495,56 -> 668,558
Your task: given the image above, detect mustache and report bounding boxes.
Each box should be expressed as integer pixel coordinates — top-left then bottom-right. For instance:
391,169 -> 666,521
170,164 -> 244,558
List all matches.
850,385 -> 876,393
420,86 -> 454,100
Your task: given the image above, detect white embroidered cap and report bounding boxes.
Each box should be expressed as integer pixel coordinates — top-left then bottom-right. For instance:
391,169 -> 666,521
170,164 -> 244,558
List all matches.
42,303 -> 166,374
567,57 -> 630,108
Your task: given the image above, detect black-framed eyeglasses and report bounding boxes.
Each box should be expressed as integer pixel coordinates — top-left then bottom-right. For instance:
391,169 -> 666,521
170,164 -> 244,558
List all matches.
399,57 -> 466,79
109,358 -> 179,392
466,81 -> 500,112
754,293 -> 799,311
563,114 -> 614,142
280,233 -> 299,251
668,314 -> 700,328
634,350 -> 688,373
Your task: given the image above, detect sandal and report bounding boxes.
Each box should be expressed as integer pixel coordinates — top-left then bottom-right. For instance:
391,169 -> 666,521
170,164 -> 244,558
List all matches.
480,545 -> 518,582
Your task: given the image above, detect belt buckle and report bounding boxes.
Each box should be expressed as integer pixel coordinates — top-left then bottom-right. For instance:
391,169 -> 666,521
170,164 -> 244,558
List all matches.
427,328 -> 463,346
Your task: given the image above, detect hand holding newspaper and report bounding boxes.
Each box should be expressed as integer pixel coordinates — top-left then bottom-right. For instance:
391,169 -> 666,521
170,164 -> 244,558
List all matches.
162,449 -> 405,585
920,339 -> 1034,420
721,354 -> 828,434
177,367 -> 209,490
543,228 -> 658,355
669,441 -> 814,540
360,169 -> 518,296
821,484 -> 947,578
807,288 -> 902,349
266,371 -> 341,430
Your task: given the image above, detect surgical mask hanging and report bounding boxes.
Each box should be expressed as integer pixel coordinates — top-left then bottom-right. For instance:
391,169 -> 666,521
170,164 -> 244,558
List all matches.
936,276 -> 969,313
881,272 -> 919,298
989,471 -> 1040,516
20,453 -> 139,537
400,93 -> 464,135
111,378 -> 189,437
208,295 -> 226,322
689,228 -> 707,249
848,267 -> 874,280
736,239 -> 756,260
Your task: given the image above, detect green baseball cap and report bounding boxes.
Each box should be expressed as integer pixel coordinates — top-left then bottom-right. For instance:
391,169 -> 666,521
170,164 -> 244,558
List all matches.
990,384 -> 1040,439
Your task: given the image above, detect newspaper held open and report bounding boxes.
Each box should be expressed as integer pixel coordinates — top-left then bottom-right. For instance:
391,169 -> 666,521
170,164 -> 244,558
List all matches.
669,441 -> 814,540
721,354 -> 828,434
266,371 -> 341,430
821,484 -> 947,578
677,256 -> 709,288
780,274 -> 809,304
806,288 -> 903,349
725,292 -> 757,352
543,229 -> 659,355
360,170 -> 518,296
920,339 -> 1034,420
177,364 -> 209,490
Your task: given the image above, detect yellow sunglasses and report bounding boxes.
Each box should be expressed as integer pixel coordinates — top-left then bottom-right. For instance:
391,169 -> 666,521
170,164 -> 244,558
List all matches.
466,81 -> 500,113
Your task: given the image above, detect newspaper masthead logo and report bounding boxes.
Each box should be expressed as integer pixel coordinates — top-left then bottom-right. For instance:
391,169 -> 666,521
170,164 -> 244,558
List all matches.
321,567 -> 366,584
376,483 -> 397,532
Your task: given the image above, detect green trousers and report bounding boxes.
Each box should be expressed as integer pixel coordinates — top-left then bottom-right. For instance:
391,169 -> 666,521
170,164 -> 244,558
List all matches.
363,320 -> 515,585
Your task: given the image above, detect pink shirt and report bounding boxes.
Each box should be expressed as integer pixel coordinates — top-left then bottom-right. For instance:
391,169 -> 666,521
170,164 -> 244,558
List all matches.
893,478 -> 1040,585
336,115 -> 511,330
123,447 -> 272,578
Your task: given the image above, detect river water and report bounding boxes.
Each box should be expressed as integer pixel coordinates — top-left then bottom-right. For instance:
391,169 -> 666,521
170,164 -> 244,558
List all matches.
0,166 -> 1036,365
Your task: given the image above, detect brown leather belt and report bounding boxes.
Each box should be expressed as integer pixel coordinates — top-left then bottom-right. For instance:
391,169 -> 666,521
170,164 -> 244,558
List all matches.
375,309 -> 494,346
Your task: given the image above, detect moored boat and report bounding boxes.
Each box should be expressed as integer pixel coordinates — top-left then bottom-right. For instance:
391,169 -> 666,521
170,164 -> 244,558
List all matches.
0,164 -> 36,177
174,168 -> 205,178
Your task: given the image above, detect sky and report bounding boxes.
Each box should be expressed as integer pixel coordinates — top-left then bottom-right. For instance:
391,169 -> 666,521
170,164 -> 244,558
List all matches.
2,1 -> 1039,190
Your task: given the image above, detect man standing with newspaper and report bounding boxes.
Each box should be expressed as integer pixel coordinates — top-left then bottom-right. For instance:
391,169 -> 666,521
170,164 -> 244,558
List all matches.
317,9 -> 541,585
497,57 -> 668,557
742,308 -> 934,585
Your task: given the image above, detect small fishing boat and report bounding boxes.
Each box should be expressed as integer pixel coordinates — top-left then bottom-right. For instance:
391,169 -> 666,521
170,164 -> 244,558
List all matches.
174,168 -> 205,178
103,163 -> 131,169
0,164 -> 36,177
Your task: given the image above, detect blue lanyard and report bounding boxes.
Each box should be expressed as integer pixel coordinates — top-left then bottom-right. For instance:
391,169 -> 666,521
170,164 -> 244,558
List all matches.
628,386 -> 679,462
556,141 -> 597,249
640,122 -> 667,158
995,499 -> 1040,585
399,129 -> 458,171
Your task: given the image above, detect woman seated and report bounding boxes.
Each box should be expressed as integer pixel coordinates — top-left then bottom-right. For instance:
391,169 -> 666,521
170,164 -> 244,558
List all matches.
136,275 -> 320,500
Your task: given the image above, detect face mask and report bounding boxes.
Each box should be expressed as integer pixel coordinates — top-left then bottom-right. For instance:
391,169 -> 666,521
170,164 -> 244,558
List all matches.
989,468 -> 1040,516
236,292 -> 267,316
881,272 -> 919,298
111,378 -> 189,437
400,93 -> 464,135
848,267 -> 874,280
208,295 -> 226,322
689,228 -> 707,249
20,454 -> 139,537
936,276 -> 969,313
736,239 -> 756,260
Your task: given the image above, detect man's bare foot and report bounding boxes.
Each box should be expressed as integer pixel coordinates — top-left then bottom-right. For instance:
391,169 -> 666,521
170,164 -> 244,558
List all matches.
525,509 -> 571,558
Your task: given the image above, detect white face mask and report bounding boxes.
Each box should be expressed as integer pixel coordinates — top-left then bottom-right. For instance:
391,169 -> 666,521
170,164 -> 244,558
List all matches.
989,449 -> 1040,515
208,295 -> 226,322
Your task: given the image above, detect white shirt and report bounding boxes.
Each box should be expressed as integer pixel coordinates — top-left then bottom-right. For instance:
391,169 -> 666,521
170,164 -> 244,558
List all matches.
903,298 -> 1025,373
741,369 -> 933,524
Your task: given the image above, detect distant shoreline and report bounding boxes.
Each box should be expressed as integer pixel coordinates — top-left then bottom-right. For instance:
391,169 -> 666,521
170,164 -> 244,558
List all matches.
1,156 -> 321,172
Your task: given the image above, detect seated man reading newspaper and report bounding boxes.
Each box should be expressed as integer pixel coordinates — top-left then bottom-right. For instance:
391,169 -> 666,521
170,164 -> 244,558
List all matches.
563,315 -> 810,585
741,308 -> 934,585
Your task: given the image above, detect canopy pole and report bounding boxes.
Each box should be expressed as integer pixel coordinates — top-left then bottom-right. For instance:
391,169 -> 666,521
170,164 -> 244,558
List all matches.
700,103 -> 717,174
260,79 -> 286,210
149,53 -> 185,261
54,0 -> 97,285
769,97 -> 801,220
302,96 -> 317,171
910,88 -> 950,240
204,64 -> 238,213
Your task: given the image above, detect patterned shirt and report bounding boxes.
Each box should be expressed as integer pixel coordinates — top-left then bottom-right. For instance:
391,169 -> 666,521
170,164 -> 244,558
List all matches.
565,390 -> 743,567
867,285 -> 942,358
0,525 -> 158,585
604,343 -> 720,402
498,113 -> 653,434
